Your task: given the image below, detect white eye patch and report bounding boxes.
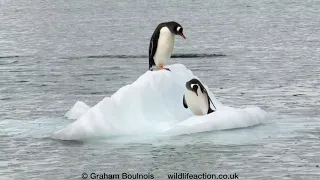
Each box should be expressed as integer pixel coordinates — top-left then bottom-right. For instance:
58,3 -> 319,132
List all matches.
191,84 -> 197,88
176,26 -> 181,32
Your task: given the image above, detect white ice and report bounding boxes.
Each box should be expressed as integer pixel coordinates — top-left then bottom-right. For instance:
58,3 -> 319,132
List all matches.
64,101 -> 90,120
52,64 -> 273,140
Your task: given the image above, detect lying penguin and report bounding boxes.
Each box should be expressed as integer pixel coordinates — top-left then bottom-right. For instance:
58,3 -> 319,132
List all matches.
183,78 -> 217,115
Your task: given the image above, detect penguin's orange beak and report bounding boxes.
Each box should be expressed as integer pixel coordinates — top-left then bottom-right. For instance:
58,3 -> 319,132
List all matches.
180,33 -> 186,39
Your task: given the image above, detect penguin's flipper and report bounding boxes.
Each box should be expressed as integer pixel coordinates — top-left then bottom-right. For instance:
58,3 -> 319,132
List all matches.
208,96 -> 217,111
183,94 -> 188,108
201,86 -> 217,111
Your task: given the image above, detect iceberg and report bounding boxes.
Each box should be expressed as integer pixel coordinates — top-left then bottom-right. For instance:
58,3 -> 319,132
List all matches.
52,64 -> 272,140
64,101 -> 91,120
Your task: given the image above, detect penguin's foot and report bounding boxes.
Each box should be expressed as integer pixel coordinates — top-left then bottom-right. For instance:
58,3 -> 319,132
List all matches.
158,65 -> 171,71
162,67 -> 171,71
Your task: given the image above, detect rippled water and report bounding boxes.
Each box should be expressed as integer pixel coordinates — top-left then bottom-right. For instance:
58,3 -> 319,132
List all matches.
1,0 -> 320,179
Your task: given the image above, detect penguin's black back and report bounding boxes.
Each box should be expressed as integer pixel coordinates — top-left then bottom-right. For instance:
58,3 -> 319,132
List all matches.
148,23 -> 167,70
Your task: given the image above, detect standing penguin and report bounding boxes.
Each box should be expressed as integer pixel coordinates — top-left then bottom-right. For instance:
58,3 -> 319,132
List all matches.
183,78 -> 217,115
148,21 -> 186,71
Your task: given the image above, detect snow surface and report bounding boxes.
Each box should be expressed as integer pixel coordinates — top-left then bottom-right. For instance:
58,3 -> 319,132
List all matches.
52,64 -> 272,140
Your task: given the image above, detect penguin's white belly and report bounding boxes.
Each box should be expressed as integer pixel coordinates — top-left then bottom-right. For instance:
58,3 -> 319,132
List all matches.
154,27 -> 175,66
184,90 -> 209,116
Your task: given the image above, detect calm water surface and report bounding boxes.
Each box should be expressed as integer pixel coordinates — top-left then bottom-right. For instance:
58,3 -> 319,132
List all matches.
1,0 -> 320,179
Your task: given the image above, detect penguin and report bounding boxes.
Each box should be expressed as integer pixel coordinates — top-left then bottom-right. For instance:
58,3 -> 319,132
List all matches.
148,21 -> 186,71
183,78 -> 217,116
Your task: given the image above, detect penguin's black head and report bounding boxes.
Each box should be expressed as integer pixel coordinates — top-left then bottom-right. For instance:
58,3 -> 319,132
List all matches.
166,21 -> 186,39
186,78 -> 202,96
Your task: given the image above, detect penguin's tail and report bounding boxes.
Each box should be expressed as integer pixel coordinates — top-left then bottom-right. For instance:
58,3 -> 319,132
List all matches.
207,107 -> 215,114
149,57 -> 155,71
